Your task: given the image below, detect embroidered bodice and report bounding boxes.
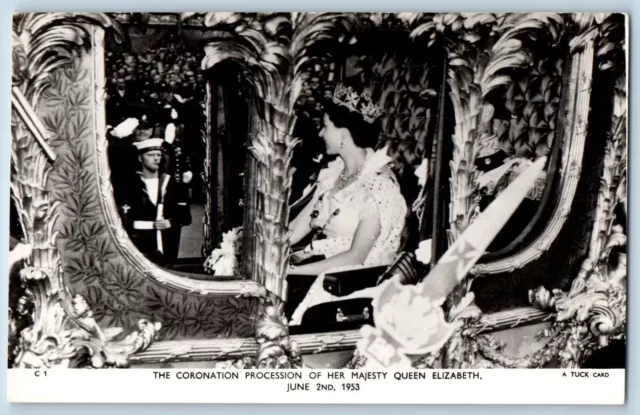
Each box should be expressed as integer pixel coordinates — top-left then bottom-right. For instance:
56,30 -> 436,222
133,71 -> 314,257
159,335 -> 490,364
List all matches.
302,147 -> 408,266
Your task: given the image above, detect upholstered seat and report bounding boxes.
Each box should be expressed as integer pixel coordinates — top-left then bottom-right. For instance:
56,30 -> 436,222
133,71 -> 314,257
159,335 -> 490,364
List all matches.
286,220 -> 428,333
287,252 -> 428,333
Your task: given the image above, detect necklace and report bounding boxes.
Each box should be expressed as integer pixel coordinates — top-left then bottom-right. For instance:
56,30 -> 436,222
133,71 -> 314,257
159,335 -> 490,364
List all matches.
307,154 -> 367,249
338,158 -> 366,189
309,193 -> 340,250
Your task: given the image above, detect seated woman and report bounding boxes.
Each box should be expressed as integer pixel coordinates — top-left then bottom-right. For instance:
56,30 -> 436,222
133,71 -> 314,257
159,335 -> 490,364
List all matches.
287,81 -> 408,326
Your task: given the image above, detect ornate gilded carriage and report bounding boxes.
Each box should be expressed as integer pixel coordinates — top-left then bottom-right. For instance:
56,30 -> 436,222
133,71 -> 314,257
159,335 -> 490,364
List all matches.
9,12 -> 626,369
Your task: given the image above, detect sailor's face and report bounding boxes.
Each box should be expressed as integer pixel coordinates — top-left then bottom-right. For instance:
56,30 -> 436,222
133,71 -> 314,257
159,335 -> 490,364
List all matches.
141,150 -> 163,172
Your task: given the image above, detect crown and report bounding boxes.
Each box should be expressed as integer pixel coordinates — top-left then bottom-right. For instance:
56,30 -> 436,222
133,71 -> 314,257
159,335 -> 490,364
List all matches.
332,83 -> 385,123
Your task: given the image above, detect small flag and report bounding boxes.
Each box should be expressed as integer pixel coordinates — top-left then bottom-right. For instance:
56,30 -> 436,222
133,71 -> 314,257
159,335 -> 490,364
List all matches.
359,156 -> 548,367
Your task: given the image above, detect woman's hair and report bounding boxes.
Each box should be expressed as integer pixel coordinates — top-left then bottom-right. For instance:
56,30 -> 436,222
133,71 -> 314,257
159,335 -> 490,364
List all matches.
323,78 -> 382,149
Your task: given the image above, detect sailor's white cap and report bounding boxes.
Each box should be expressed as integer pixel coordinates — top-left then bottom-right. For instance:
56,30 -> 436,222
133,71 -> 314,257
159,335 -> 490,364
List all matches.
133,138 -> 165,153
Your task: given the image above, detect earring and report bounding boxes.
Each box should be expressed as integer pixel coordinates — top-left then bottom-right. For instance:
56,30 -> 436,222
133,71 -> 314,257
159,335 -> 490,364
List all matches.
340,131 -> 347,150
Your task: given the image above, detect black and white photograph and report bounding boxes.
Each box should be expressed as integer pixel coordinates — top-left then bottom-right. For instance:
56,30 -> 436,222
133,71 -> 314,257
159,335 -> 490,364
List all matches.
7,12 -> 628,404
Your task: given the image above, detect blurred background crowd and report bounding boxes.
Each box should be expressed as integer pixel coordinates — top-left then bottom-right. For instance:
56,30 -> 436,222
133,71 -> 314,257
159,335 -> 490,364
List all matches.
105,32 -> 206,106
104,33 -> 207,205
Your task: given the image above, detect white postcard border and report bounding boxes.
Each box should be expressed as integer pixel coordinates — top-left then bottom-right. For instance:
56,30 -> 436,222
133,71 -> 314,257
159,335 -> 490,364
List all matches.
7,369 -> 625,404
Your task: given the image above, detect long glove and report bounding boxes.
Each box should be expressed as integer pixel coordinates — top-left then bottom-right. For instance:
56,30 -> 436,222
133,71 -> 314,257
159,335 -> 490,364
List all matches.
111,118 -> 139,138
164,122 -> 176,144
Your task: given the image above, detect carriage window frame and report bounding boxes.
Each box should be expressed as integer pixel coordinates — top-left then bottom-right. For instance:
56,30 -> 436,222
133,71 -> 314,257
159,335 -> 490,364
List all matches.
93,24 -> 265,295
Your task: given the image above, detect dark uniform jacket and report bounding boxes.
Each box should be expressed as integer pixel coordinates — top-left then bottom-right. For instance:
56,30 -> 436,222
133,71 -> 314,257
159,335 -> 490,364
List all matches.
120,171 -> 181,264
158,102 -> 193,227
161,129 -> 192,226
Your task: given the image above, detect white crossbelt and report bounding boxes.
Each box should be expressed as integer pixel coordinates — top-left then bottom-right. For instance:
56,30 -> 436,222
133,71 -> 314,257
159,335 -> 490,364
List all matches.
133,221 -> 155,230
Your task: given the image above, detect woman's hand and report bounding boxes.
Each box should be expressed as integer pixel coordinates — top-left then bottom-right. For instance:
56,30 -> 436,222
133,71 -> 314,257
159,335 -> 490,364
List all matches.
288,196 -> 316,246
154,219 -> 172,230
291,216 -> 381,275
289,250 -> 312,265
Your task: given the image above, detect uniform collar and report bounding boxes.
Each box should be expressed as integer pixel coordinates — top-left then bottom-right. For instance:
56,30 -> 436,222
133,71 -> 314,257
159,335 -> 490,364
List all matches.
137,171 -> 168,201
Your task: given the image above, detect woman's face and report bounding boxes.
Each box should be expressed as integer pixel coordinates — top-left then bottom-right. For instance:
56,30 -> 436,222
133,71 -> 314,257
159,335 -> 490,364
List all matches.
319,114 -> 343,155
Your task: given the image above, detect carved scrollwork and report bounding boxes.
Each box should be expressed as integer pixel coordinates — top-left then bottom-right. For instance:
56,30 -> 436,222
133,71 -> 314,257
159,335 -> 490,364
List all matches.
14,278 -> 161,369
440,292 -> 484,368
343,291 -> 555,369
528,223 -> 626,367
437,26 -> 625,366
254,295 -> 303,369
433,13 -> 506,244
473,330 -> 569,368
422,291 -> 566,368
409,14 -> 573,278
411,13 -> 622,278
10,13 -> 161,369
523,49 -> 627,367
239,286 -> 302,368
414,259 -> 625,370
249,105 -> 300,299
187,12 -> 361,366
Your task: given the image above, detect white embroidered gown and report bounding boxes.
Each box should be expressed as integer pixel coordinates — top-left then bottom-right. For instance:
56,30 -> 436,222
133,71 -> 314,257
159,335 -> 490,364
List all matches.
289,147 -> 408,326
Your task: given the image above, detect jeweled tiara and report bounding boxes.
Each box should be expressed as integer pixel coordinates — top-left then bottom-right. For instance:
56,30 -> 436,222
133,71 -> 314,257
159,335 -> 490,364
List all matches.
332,83 -> 385,123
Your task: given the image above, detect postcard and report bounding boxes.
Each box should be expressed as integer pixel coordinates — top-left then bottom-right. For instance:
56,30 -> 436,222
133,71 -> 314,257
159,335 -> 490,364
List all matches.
7,12 -> 627,404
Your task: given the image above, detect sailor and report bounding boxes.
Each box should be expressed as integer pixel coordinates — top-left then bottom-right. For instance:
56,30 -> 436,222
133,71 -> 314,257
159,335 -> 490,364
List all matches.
106,103 -> 163,207
120,138 -> 182,266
